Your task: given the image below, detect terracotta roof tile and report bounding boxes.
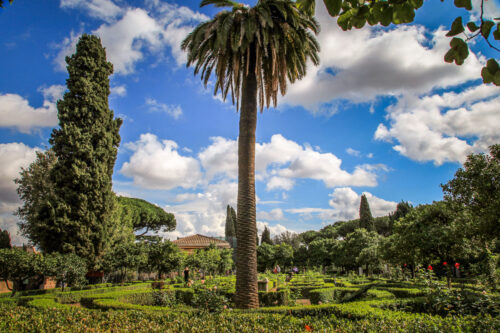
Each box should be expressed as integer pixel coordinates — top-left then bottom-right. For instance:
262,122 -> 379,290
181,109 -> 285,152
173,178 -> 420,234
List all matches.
173,234 -> 230,248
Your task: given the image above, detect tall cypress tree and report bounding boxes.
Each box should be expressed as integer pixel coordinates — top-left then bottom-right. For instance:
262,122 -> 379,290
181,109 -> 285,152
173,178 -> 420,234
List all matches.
225,205 -> 236,246
0,229 -> 11,249
359,194 -> 375,232
261,226 -> 272,245
230,206 -> 237,236
49,34 -> 122,268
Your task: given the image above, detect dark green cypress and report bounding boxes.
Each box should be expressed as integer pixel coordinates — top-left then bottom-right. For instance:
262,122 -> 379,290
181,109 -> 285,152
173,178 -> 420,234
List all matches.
0,229 -> 11,248
359,194 -> 375,231
230,206 -> 237,236
49,34 -> 122,268
225,205 -> 236,246
261,226 -> 273,245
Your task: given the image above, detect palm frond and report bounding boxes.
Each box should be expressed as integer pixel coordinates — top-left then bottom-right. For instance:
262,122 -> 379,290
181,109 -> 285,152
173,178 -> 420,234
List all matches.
183,0 -> 320,112
200,0 -> 243,8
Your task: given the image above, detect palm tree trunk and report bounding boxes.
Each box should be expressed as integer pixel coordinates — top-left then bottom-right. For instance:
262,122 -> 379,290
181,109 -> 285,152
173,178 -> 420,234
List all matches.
235,47 -> 259,309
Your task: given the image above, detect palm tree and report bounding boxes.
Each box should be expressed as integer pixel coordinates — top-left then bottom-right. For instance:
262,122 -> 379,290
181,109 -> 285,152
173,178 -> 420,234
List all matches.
182,0 -> 319,309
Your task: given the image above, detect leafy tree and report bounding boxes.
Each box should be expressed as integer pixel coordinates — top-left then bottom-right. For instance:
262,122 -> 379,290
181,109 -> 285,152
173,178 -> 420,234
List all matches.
388,201 -> 413,235
393,201 -> 474,287
442,144 -> 500,244
102,242 -> 147,283
182,0 -> 319,309
0,248 -> 45,296
373,216 -> 391,236
273,231 -> 301,250
297,0 -> 500,85
336,229 -> 381,273
147,240 -> 183,279
293,245 -> 310,268
218,248 -> 234,274
274,243 -> 294,269
299,230 -> 319,245
184,243 -> 232,276
44,253 -> 87,291
0,229 -> 11,248
115,196 -> 176,240
47,34 -> 122,268
15,150 -> 57,249
257,242 -> 276,272
309,238 -> 338,268
359,194 -> 375,231
261,226 -> 273,245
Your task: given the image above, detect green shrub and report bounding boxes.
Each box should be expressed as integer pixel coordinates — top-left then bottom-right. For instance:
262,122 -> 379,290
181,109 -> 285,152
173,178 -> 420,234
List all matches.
192,288 -> 228,313
174,288 -> 195,305
28,298 -> 70,309
151,290 -> 175,306
58,293 -> 81,304
258,290 -> 290,306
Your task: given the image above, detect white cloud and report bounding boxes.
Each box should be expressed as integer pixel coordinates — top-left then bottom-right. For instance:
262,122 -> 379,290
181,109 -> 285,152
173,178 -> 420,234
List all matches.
111,85 -> 127,97
60,0 -> 124,22
0,85 -> 64,133
257,221 -> 294,238
257,208 -> 285,221
281,3 -> 483,113
121,133 -> 202,190
145,98 -> 182,119
328,187 -> 397,220
93,8 -> 163,75
54,30 -> 82,72
375,84 -> 500,165
198,134 -> 384,190
56,2 -> 208,75
0,214 -> 28,246
163,180 -> 237,239
0,143 -> 40,203
199,137 -> 238,181
287,187 -> 397,223
266,176 -> 295,191
0,143 -> 39,247
346,148 -> 361,157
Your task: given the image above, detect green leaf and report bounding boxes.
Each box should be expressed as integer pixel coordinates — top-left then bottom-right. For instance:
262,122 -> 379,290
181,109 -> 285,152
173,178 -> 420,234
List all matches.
454,0 -> 472,11
380,6 -> 393,26
486,58 -> 500,72
481,21 -> 495,38
446,17 -> 464,37
481,66 -> 495,84
324,0 -> 342,17
444,37 -> 469,65
410,0 -> 424,9
493,24 -> 500,40
392,3 -> 415,24
296,0 -> 315,16
466,21 -> 479,33
337,11 -> 353,31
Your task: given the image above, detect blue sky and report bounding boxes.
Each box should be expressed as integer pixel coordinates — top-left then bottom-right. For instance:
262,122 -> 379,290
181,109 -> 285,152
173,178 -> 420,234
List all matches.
1,0 -> 499,245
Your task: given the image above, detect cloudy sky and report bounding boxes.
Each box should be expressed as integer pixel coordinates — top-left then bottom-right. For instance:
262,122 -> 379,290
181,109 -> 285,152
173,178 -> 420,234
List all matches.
1,0 -> 499,245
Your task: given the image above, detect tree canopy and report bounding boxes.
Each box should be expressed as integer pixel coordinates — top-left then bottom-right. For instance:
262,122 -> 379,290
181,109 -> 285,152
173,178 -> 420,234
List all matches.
115,196 -> 176,239
442,144 -> 500,243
